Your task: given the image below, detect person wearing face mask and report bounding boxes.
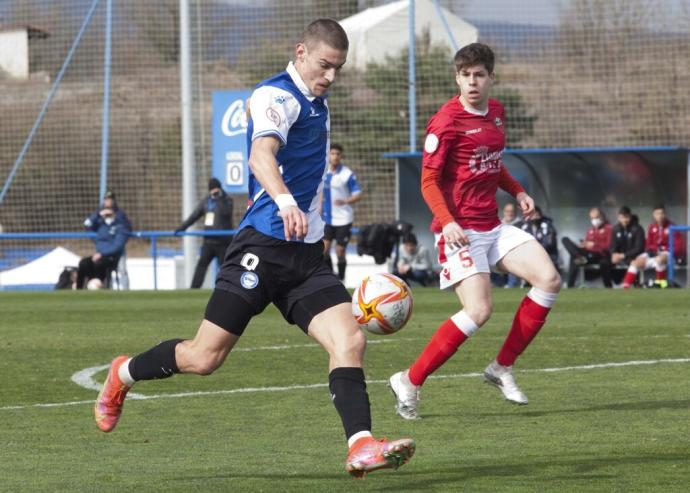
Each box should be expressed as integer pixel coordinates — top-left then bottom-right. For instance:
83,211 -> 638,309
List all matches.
561,207 -> 613,288
175,177 -> 234,289
77,190 -> 132,289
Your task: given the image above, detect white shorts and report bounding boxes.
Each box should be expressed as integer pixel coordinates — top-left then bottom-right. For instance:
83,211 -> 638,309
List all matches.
639,251 -> 667,270
435,223 -> 534,290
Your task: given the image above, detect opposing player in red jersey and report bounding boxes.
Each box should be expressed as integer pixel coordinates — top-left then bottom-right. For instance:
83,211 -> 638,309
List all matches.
388,43 -> 561,419
622,204 -> 686,288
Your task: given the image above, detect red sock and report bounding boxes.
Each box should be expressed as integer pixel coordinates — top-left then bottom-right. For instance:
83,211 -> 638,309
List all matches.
408,318 -> 468,386
655,268 -> 667,281
622,269 -> 637,287
496,296 -> 551,367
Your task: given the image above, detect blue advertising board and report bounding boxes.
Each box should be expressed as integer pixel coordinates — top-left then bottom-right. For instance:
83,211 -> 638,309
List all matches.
212,90 -> 252,194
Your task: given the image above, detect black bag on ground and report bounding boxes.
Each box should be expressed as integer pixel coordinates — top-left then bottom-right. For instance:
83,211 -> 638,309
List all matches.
357,221 -> 413,264
55,266 -> 78,290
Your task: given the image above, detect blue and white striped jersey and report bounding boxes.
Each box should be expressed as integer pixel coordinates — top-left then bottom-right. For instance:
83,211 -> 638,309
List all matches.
238,62 -> 330,243
322,164 -> 361,226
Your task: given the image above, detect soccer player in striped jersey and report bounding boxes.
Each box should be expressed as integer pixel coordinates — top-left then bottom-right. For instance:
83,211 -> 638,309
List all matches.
321,143 -> 362,280
389,43 -> 562,420
94,18 -> 414,477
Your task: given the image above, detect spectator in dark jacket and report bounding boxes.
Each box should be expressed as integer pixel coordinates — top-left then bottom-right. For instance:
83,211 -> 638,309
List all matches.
562,207 -> 613,288
520,206 -> 559,268
175,177 -> 234,288
609,206 -> 645,283
77,191 -> 131,289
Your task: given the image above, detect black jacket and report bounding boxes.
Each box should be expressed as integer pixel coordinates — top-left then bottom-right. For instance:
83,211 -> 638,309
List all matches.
519,216 -> 558,263
177,192 -> 234,244
610,219 -> 645,263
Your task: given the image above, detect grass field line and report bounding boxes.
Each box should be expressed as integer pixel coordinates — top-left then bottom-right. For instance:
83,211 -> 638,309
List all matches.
67,338 -> 413,395
1,357 -> 689,412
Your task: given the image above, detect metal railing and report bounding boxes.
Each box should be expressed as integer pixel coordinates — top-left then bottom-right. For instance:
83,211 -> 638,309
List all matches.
0,229 -> 236,290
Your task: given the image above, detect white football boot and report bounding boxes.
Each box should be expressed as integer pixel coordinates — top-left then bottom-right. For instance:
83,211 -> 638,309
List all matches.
483,360 -> 529,405
388,370 -> 421,420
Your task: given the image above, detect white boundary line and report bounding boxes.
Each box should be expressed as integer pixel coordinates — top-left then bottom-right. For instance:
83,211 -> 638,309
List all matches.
2,357 -> 689,412
69,338 -> 408,398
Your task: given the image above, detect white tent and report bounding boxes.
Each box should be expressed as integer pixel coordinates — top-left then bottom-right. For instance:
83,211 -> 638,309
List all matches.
0,246 -> 80,288
340,0 -> 479,70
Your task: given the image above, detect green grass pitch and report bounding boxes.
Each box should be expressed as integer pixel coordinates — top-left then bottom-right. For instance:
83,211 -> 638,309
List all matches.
1,288 -> 689,492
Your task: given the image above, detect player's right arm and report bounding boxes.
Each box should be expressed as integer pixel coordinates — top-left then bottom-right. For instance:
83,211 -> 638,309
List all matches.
248,136 -> 307,240
420,114 -> 469,247
246,85 -> 305,240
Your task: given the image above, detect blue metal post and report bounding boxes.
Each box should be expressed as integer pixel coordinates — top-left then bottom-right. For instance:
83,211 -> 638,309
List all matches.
0,0 -> 103,205
99,0 -> 114,202
408,0 -> 416,152
432,0 -> 459,51
668,226 -> 675,284
152,236 -> 159,291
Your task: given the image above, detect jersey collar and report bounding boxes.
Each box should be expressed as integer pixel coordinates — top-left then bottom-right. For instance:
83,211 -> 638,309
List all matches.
458,96 -> 489,116
287,62 -> 316,102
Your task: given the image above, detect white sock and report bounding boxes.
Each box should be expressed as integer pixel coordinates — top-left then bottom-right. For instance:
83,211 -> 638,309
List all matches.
527,287 -> 559,308
117,358 -> 135,387
348,430 -> 373,448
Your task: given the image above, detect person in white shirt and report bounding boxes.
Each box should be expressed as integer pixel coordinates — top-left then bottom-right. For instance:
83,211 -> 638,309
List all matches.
321,143 -> 362,280
395,234 -> 434,287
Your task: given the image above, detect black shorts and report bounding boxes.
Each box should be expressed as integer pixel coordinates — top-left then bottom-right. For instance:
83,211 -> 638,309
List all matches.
206,227 -> 351,335
323,223 -> 352,247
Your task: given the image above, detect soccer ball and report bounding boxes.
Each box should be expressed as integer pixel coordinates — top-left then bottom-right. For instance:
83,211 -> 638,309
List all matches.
352,273 -> 413,335
86,278 -> 104,290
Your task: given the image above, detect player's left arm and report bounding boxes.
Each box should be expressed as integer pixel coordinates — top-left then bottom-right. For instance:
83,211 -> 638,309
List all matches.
497,165 -> 533,219
344,173 -> 362,204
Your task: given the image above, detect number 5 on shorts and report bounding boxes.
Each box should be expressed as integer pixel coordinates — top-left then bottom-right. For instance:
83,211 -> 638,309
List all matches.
459,249 -> 474,268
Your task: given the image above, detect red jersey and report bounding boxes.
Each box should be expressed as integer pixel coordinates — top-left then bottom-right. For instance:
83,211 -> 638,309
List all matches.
421,97 -> 524,233
645,219 -> 686,257
584,223 -> 612,255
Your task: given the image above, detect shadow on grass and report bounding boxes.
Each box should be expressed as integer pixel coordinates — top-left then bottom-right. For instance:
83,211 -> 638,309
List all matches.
164,452 -> 687,489
476,399 -> 690,418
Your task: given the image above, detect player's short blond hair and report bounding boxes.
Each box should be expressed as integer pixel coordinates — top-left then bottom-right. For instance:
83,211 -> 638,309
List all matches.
300,19 -> 349,51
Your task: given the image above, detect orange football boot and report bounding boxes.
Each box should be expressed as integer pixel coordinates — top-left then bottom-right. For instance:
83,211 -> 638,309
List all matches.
346,436 -> 415,478
94,355 -> 131,432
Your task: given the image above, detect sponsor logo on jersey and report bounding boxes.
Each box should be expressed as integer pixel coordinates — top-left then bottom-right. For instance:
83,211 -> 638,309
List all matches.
309,107 -> 321,118
274,95 -> 286,104
240,271 -> 259,289
424,133 -> 439,153
495,117 -> 503,127
468,145 -> 503,174
266,107 -> 282,127
465,128 -> 482,135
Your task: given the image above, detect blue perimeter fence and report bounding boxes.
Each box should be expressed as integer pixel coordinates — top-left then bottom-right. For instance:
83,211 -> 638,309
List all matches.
0,230 -> 237,291
2,226 -> 687,289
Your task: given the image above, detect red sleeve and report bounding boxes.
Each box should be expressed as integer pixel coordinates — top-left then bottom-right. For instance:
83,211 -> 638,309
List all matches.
421,166 -> 455,227
645,225 -> 654,252
420,111 -> 456,227
673,229 -> 686,257
421,112 -> 454,171
497,165 -> 525,197
597,224 -> 613,253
